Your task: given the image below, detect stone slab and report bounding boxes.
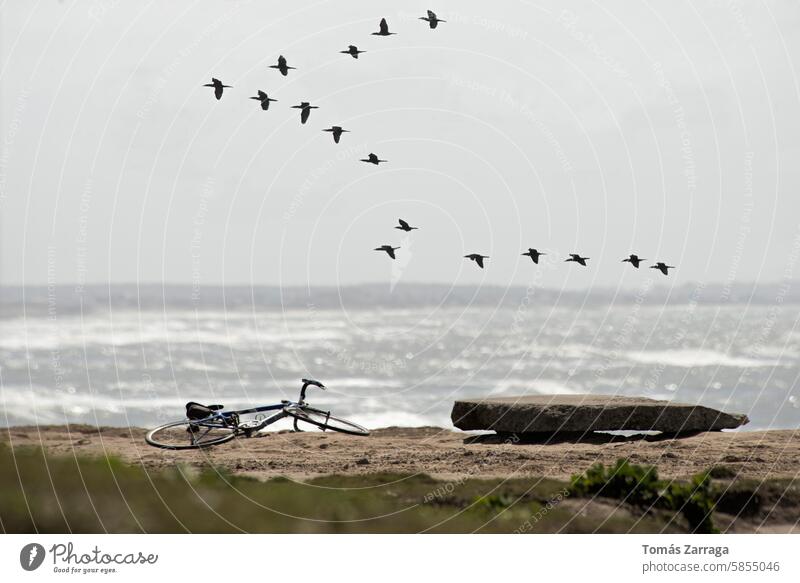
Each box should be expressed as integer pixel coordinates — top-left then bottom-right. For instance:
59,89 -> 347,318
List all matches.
451,395 -> 749,434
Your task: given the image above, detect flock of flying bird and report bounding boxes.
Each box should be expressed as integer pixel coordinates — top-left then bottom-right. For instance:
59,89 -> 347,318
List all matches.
203,11 -> 676,278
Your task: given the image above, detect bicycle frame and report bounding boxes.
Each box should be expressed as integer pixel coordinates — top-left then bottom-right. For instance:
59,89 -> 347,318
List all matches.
185,379 -> 330,436
188,399 -> 308,435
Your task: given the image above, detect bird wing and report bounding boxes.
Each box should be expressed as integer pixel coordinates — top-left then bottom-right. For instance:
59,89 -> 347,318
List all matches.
475,256 -> 485,268
379,18 -> 389,33
300,107 -> 310,124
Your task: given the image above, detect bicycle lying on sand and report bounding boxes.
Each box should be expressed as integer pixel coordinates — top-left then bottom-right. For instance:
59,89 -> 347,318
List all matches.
145,379 -> 369,450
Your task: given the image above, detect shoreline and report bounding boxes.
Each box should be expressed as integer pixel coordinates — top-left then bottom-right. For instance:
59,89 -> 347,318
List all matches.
3,424 -> 798,481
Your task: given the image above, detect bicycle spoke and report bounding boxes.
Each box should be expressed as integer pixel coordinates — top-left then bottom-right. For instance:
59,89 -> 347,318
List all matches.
146,420 -> 236,450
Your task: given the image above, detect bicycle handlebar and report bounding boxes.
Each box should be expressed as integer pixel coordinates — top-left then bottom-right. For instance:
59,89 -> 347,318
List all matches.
299,378 -> 325,402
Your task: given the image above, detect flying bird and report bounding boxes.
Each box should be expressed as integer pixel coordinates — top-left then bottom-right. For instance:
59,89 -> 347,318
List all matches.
650,262 -> 675,276
323,126 -> 349,143
291,101 -> 318,124
203,78 -> 231,100
269,55 -> 295,76
372,18 -> 396,36
361,153 -> 387,165
464,254 -> 489,269
395,219 -> 418,232
565,253 -> 589,266
420,10 -> 445,29
521,248 -> 545,264
340,45 -> 365,59
374,245 -> 400,259
249,90 -> 277,110
622,254 -> 645,268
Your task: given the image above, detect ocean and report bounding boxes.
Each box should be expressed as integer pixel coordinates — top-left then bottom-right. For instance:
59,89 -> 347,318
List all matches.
1,284 -> 798,430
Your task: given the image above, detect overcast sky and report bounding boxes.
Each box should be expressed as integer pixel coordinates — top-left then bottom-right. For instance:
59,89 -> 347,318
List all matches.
2,0 -> 800,290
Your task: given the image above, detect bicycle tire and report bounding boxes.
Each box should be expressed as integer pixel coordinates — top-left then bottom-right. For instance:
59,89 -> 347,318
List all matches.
145,419 -> 237,450
284,406 -> 369,436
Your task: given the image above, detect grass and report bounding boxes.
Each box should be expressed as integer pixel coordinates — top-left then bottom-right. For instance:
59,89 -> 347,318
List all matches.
1,444 -> 792,533
569,458 -> 718,533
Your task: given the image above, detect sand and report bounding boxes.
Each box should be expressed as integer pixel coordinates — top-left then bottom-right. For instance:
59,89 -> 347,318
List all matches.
2,425 -> 798,482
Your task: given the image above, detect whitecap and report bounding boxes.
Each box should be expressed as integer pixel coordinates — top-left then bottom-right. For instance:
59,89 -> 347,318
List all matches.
626,349 -> 778,368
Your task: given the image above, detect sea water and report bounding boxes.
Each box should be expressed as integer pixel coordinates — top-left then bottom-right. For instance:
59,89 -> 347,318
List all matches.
1,285 -> 798,430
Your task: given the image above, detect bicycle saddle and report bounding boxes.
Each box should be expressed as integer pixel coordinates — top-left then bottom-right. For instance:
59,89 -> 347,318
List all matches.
185,402 -> 224,420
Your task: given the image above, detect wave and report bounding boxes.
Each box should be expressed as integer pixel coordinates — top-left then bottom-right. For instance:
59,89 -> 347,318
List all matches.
625,349 -> 779,368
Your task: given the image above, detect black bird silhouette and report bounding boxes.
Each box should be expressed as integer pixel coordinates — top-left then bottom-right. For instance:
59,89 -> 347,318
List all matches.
323,126 -> 349,143
372,18 -> 396,36
521,248 -> 545,264
361,153 -> 387,165
464,254 -> 489,269
420,10 -> 445,29
249,90 -> 277,110
374,245 -> 400,259
269,55 -> 295,76
622,254 -> 645,268
565,253 -> 589,266
650,262 -> 675,276
291,102 -> 318,124
340,45 -> 365,59
395,219 -> 418,232
203,78 -> 231,100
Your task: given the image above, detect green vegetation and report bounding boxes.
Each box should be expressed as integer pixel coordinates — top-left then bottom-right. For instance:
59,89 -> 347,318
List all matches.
1,445 -> 793,533
570,458 -> 718,533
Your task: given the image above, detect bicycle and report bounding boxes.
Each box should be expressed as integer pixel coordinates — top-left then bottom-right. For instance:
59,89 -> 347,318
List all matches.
145,379 -> 369,450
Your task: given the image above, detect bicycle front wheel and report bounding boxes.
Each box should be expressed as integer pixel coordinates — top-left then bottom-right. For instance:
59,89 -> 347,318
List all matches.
285,406 -> 369,436
145,420 -> 236,450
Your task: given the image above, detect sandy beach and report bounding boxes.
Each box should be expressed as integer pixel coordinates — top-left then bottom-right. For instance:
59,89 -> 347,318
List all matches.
4,425 -> 798,482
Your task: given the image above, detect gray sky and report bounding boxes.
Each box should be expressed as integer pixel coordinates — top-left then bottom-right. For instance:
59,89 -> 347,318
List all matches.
2,0 -> 800,289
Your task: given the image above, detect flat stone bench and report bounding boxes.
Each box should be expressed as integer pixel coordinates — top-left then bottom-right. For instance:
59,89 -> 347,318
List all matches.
451,395 -> 749,435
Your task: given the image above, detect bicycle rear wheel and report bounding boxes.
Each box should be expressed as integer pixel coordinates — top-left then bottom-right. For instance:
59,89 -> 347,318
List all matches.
285,406 -> 369,436
145,420 -> 236,450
